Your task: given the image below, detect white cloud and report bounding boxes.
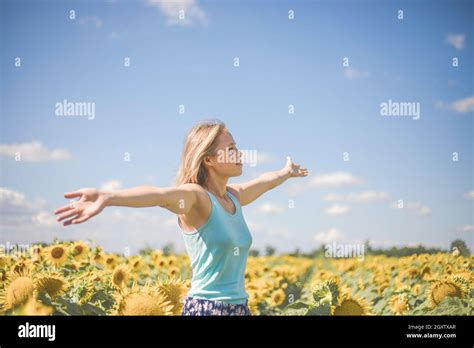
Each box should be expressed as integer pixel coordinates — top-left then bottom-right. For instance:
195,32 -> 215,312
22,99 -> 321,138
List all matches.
146,0 -> 207,26
0,187 -> 49,227
108,31 -> 128,40
310,172 -> 364,188
246,219 -> 264,232
256,202 -> 284,214
458,225 -> 474,232
323,191 -> 389,203
32,211 -> 57,226
313,228 -> 344,244
391,201 -> 431,216
463,190 -> 474,199
324,204 -> 350,216
78,15 -> 103,28
343,67 -> 369,80
452,96 -> 474,113
0,141 -> 72,162
256,151 -> 274,164
100,180 -> 123,191
446,33 -> 466,50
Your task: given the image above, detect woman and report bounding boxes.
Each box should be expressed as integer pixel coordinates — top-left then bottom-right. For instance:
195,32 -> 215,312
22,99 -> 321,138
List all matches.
53,119 -> 308,315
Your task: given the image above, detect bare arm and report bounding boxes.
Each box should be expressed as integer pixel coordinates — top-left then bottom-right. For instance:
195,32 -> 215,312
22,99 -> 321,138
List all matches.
229,156 -> 308,206
54,184 -> 199,226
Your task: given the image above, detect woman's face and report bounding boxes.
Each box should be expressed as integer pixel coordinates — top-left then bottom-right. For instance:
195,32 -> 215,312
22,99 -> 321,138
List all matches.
205,129 -> 243,178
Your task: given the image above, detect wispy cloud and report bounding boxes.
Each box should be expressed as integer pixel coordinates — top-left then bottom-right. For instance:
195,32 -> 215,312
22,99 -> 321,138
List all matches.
0,141 -> 72,162
323,191 -> 389,203
311,172 -> 365,188
446,33 -> 466,50
435,95 -> 474,114
0,187 -> 51,227
391,201 -> 431,216
78,15 -> 103,28
463,190 -> 474,199
100,180 -> 123,191
146,0 -> 207,26
458,225 -> 474,232
452,96 -> 474,113
313,228 -> 344,244
324,204 -> 350,216
256,202 -> 284,214
343,67 -> 369,80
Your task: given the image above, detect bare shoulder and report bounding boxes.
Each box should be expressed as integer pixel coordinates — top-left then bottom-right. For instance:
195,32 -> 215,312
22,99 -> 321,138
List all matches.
178,183 -> 208,201
226,185 -> 241,203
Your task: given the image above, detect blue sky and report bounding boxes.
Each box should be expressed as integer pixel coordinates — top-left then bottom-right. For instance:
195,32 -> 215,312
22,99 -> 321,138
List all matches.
1,0 -> 473,255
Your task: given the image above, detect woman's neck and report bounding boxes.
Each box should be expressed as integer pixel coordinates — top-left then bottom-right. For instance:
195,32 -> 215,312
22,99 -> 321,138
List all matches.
204,174 -> 228,198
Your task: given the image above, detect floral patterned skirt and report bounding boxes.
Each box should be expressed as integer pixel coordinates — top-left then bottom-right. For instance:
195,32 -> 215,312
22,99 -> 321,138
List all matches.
181,296 -> 252,316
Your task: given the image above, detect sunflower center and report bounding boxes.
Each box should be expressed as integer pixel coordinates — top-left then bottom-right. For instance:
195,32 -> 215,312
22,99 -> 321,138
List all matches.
51,247 -> 64,259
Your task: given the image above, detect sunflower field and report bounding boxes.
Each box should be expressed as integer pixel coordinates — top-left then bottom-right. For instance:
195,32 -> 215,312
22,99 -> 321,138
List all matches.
0,240 -> 472,316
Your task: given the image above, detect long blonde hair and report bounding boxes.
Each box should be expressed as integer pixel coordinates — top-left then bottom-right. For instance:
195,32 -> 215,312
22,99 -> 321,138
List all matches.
176,119 -> 227,186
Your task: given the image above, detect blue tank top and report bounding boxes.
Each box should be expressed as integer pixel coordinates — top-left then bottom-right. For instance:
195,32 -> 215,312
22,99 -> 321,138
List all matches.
178,189 -> 253,304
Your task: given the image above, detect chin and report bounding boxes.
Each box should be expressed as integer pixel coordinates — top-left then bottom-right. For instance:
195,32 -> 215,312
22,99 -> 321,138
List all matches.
231,166 -> 243,177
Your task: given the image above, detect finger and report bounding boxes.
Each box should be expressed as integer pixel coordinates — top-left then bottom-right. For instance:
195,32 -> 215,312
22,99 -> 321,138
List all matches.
53,204 -> 74,215
56,209 -> 80,222
64,191 -> 83,199
71,215 -> 90,224
63,214 -> 81,226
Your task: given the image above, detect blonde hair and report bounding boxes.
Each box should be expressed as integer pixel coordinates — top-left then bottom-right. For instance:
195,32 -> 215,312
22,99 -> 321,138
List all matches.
176,119 -> 227,186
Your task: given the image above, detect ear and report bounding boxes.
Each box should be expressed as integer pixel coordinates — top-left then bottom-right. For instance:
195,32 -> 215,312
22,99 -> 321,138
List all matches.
203,156 -> 213,167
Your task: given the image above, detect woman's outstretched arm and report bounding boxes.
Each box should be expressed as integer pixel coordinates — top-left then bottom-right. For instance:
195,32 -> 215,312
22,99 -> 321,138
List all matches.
229,156 -> 308,206
53,184 -> 199,226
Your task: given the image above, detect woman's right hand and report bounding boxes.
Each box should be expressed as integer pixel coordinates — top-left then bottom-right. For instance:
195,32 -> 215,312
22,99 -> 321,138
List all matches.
54,188 -> 108,226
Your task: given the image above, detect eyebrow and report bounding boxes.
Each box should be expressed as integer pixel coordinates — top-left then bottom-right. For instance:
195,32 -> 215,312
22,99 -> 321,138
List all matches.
227,143 -> 236,147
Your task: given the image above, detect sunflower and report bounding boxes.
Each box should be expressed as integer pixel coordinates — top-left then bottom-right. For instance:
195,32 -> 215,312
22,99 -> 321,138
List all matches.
404,267 -> 419,279
333,293 -> 372,315
389,294 -> 409,315
14,297 -> 53,316
457,258 -> 470,269
444,264 -> 453,275
77,282 -> 95,305
112,265 -> 130,289
270,289 -> 286,307
167,266 -> 180,277
105,254 -> 118,270
0,255 -> 11,268
154,277 -> 189,315
71,241 -> 89,261
11,258 -> 35,275
129,256 -> 145,273
113,282 -> 174,315
0,271 -> 35,311
30,245 -> 43,262
44,244 -> 69,266
91,251 -> 106,266
427,280 -> 466,308
151,250 -> 164,262
167,256 -> 177,267
0,269 -> 7,284
34,272 -> 67,299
